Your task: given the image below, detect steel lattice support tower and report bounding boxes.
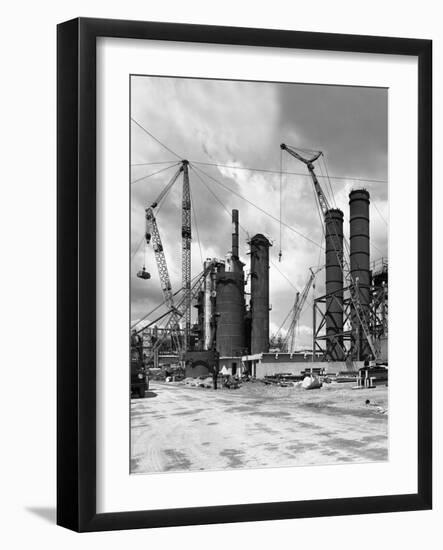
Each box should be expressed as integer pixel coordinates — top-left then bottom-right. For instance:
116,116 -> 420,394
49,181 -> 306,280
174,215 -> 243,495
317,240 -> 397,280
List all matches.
181,161 -> 192,350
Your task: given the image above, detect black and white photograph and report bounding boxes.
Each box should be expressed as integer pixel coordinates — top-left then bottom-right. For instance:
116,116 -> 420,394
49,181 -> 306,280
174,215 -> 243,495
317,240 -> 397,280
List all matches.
0,0 -> 436,543
130,75 -> 389,474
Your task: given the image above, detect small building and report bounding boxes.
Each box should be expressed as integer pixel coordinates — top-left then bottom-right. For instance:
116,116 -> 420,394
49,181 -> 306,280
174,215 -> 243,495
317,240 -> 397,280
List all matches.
242,352 -> 363,378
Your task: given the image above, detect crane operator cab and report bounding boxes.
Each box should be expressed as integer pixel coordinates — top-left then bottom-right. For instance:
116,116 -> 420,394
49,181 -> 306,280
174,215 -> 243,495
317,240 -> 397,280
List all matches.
131,330 -> 149,398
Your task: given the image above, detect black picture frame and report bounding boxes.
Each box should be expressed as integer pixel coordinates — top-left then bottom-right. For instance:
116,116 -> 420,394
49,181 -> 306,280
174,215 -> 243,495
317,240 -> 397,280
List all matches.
57,17 -> 432,532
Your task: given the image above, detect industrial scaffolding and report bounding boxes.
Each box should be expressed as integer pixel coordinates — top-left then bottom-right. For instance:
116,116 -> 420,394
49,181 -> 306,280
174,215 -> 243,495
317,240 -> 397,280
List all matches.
312,267 -> 388,362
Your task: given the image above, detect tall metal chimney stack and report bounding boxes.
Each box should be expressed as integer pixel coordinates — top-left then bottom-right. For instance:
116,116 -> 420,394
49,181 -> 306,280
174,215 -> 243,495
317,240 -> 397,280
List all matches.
250,234 -> 271,355
215,211 -> 246,357
325,209 -> 345,360
232,209 -> 239,259
349,189 -> 371,359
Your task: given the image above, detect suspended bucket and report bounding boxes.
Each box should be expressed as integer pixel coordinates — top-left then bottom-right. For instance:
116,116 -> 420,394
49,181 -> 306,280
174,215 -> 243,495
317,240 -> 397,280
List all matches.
137,267 -> 151,280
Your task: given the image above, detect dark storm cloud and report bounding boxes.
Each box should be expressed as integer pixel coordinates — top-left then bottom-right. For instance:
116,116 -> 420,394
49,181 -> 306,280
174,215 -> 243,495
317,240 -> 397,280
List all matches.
130,76 -> 388,345
278,83 -> 388,182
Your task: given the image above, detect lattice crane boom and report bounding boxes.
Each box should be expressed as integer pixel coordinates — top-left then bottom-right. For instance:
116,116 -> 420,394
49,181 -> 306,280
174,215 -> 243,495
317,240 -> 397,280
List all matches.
145,206 -> 182,352
284,267 -> 321,353
181,160 -> 192,350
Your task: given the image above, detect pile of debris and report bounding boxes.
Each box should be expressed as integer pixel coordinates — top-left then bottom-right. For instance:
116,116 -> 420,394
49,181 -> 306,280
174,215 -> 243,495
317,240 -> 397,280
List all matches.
262,372 -> 323,390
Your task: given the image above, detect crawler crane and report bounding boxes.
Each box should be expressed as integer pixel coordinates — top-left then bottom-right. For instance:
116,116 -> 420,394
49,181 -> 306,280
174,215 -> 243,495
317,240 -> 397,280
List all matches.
137,160 -> 192,354
280,144 -> 377,360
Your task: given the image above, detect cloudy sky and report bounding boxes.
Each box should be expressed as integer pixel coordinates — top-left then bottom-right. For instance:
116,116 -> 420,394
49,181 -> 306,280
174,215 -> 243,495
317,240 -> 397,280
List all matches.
130,76 -> 388,348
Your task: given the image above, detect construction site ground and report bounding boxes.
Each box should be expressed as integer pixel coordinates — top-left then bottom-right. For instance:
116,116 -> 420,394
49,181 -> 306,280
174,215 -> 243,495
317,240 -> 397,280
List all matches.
131,380 -> 388,474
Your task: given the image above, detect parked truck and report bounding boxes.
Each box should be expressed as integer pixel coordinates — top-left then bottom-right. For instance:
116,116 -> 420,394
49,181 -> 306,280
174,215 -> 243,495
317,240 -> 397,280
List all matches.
131,330 -> 149,398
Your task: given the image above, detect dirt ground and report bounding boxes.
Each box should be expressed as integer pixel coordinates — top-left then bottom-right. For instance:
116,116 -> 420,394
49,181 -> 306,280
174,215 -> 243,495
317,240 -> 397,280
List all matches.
130,381 -> 388,474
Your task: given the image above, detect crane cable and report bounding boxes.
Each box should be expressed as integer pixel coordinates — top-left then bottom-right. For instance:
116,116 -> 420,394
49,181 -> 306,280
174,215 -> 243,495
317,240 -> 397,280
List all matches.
270,259 -> 299,293
319,153 -> 386,256
131,234 -> 145,261
189,182 -> 204,267
274,306 -> 294,341
131,117 -> 182,160
284,143 -> 322,155
131,164 -> 182,269
131,161 -> 181,185
319,154 -> 336,209
131,269 -> 205,331
130,120 -> 387,185
317,154 -> 384,257
191,163 -> 323,251
279,147 -> 283,261
372,199 -> 388,227
131,160 -> 181,167
273,266 -> 323,347
190,160 -> 387,185
131,288 -> 181,330
190,165 -> 250,238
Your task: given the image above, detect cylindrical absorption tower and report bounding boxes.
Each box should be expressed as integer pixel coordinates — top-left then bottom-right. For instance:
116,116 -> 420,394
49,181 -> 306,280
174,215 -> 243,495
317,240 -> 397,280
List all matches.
325,208 -> 345,360
349,189 -> 371,359
215,210 -> 246,357
250,234 -> 271,355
